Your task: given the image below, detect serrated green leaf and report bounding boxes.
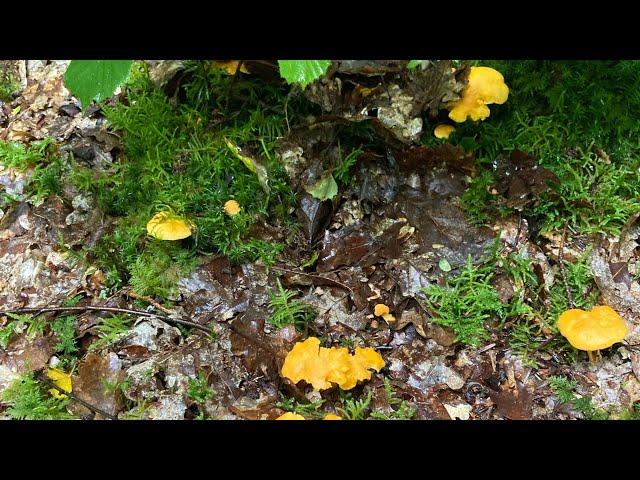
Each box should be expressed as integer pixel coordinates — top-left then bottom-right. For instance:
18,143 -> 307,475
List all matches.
305,174 -> 338,201
64,60 -> 133,110
407,60 -> 423,70
278,60 -> 331,88
439,258 -> 452,272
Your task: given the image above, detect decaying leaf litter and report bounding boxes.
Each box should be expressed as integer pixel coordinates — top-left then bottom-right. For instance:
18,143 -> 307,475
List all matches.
1,60 -> 640,420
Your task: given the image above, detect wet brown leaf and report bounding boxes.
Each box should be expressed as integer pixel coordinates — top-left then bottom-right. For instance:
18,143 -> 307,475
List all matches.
69,352 -> 125,419
495,150 -> 558,209
489,382 -> 533,420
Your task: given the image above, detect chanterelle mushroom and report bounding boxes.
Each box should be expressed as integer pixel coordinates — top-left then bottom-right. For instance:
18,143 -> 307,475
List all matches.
434,124 -> 455,139
557,306 -> 628,362
448,66 -> 509,123
146,211 -> 193,240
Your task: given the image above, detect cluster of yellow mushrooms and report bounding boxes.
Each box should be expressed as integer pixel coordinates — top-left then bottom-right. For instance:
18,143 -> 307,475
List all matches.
139,64 -> 631,420
434,66 -> 510,139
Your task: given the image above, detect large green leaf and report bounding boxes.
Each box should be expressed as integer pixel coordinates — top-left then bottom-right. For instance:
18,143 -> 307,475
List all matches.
64,60 -> 133,109
278,60 -> 331,88
305,174 -> 338,201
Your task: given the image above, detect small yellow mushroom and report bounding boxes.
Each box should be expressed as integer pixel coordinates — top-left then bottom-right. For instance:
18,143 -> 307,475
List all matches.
323,414 -> 342,420
146,212 -> 193,240
213,61 -> 250,75
557,306 -> 628,362
434,124 -> 455,139
381,313 -> 396,324
448,66 -> 509,123
374,304 -> 390,317
224,199 -> 241,216
276,412 -> 305,420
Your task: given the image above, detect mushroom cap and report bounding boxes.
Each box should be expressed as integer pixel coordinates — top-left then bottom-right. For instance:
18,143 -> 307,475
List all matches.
374,303 -> 390,317
323,414 -> 342,420
224,199 -> 241,216
434,124 -> 455,139
281,336 -> 385,391
448,66 -> 509,123
146,212 -> 193,240
276,412 -> 305,420
557,306 -> 628,351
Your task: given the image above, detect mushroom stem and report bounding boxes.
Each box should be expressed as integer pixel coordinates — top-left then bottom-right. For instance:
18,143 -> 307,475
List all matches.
587,350 -> 597,362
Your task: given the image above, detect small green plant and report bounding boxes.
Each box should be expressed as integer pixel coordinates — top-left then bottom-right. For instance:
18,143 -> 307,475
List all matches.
0,65 -> 19,102
333,146 -> 362,186
1,371 -> 75,420
88,314 -> 134,351
268,279 -> 315,330
0,312 -> 47,348
275,394 -> 325,419
338,391 -> 373,420
0,137 -> 64,204
101,377 -> 132,395
548,375 -> 608,420
617,402 -> 640,420
547,250 -> 599,329
422,255 -> 504,346
51,315 -> 79,367
549,375 -> 578,403
187,372 -> 215,405
460,170 -> 496,226
369,378 -> 417,420
120,398 -> 152,420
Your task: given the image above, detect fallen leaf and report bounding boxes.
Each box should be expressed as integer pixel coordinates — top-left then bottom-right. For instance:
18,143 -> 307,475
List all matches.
225,138 -> 270,194
305,174 -> 338,202
443,403 -> 472,420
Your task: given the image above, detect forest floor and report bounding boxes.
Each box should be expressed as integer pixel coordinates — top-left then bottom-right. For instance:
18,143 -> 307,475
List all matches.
1,60 -> 640,420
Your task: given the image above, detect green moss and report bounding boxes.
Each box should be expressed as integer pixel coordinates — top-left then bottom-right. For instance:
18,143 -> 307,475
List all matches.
454,60 -> 640,237
73,62 -> 300,297
422,255 -> 504,346
0,137 -> 63,204
546,250 -> 599,329
0,66 -> 19,102
88,314 -> 135,351
267,278 -> 315,330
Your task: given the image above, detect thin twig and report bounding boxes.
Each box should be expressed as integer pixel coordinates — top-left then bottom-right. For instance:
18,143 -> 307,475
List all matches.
558,226 -> 574,307
36,372 -> 118,420
1,306 -> 211,337
271,266 -> 355,297
124,290 -> 174,316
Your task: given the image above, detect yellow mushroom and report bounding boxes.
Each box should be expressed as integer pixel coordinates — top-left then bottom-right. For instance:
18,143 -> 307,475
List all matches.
146,212 -> 193,240
434,124 -> 455,139
374,304 -> 390,317
323,414 -> 342,420
448,66 -> 509,123
557,306 -> 628,362
276,412 -> 305,420
280,337 -> 385,391
213,61 -> 250,75
224,199 -> 241,216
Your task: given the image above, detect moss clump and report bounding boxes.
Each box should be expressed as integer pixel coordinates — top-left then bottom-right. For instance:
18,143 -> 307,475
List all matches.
76,62 -> 300,295
454,60 -> 640,237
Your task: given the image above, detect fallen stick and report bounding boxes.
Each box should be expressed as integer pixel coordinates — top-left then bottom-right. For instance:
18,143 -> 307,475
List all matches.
1,305 -> 212,337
